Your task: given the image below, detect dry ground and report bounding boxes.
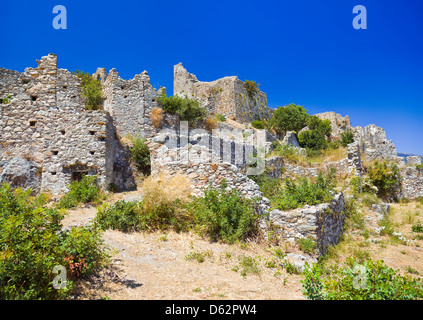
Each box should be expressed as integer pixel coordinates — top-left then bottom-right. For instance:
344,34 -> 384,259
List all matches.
62,190 -> 423,300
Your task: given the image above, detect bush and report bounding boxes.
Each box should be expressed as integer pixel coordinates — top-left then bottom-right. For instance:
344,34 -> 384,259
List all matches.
268,103 -> 310,136
1,93 -> 12,104
0,184 -> 109,300
156,92 -> 206,124
412,222 -> 423,233
341,128 -> 355,147
244,80 -> 260,99
130,136 -> 151,175
273,170 -> 336,210
74,70 -> 103,110
350,176 -> 378,195
296,237 -> 317,255
301,257 -> 423,300
215,113 -> 226,122
251,120 -> 265,129
298,116 -> 332,151
248,172 -> 281,200
57,175 -> 105,209
367,161 -> 401,201
95,200 -> 143,232
188,181 -> 258,244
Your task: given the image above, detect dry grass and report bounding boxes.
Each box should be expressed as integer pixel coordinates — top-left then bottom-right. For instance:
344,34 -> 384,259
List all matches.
151,107 -> 163,128
141,171 -> 193,211
205,115 -> 218,133
307,147 -> 348,165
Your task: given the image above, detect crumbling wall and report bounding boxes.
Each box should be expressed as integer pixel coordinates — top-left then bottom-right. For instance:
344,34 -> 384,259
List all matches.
354,124 -> 398,161
0,54 -> 135,194
267,193 -> 345,256
101,68 -> 162,139
315,111 -> 351,139
173,63 -> 273,123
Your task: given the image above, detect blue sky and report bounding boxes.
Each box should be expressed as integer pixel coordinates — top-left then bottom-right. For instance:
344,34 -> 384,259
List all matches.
1,0 -> 422,154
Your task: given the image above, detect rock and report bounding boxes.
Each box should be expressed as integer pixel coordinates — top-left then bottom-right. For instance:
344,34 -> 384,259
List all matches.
282,131 -> 300,148
0,157 -> 42,194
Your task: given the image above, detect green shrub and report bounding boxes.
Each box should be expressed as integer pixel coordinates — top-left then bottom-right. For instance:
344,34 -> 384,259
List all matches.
95,200 -> 143,232
244,80 -> 260,99
248,172 -> 281,200
367,161 -> 401,201
156,92 -> 206,124
273,170 -> 336,210
185,250 -> 213,263
350,176 -> 378,195
296,237 -> 317,255
215,113 -> 226,122
57,175 -> 105,209
0,184 -> 109,300
341,128 -> 355,147
268,103 -> 310,136
343,197 -> 365,231
298,116 -> 332,151
74,70 -> 103,110
301,257 -> 423,300
412,222 -> 423,233
1,94 -> 12,104
189,182 -> 258,244
251,120 -> 265,129
129,136 -> 151,175
232,255 -> 261,278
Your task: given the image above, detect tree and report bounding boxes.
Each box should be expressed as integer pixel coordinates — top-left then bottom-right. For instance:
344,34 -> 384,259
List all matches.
74,70 -> 103,110
298,116 -> 332,151
268,103 -> 309,137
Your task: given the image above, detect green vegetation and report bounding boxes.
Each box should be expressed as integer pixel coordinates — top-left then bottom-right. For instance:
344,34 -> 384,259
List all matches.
367,161 -> 401,201
298,116 -> 332,151
272,170 -> 337,211
1,93 -> 12,104
215,113 -> 226,122
189,181 -> 258,244
244,80 -> 260,99
341,128 -> 355,147
129,136 -> 151,175
0,184 -> 109,300
412,221 -> 423,233
156,92 -> 207,124
74,70 -> 103,110
296,237 -> 317,255
232,255 -> 261,278
268,103 -> 310,137
57,175 -> 106,209
251,120 -> 265,129
301,257 -> 423,300
185,250 -> 213,263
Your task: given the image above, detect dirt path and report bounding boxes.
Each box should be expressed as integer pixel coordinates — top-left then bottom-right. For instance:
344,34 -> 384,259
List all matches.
62,191 -> 305,300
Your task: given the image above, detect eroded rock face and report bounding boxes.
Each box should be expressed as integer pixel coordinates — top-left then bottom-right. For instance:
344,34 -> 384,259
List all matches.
282,131 -> 300,148
0,157 -> 42,193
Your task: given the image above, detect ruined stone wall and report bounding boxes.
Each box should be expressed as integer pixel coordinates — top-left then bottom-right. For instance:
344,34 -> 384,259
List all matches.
101,68 -> 161,139
173,63 -> 273,123
354,124 -> 398,161
0,54 -> 134,194
315,111 -> 351,139
267,192 -> 345,256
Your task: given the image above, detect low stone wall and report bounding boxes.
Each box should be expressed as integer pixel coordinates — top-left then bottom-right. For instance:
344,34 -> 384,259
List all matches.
282,158 -> 350,179
267,192 -> 345,256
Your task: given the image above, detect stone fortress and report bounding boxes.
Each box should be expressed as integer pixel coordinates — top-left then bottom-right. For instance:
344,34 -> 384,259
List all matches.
1,54 -> 422,255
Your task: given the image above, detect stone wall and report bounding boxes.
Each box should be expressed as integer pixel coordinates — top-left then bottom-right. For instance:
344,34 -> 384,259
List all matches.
400,166 -> 423,199
0,54 -> 135,194
315,111 -> 351,139
354,124 -> 398,161
267,192 -> 345,256
173,63 -> 274,123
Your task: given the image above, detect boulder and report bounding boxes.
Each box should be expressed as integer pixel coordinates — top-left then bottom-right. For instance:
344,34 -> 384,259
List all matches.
0,157 -> 42,194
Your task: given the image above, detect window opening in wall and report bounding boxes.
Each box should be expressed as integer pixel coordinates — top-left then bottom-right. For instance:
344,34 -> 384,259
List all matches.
29,120 -> 37,127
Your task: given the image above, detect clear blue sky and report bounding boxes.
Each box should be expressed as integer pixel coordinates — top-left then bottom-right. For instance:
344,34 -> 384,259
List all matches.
1,0 -> 422,154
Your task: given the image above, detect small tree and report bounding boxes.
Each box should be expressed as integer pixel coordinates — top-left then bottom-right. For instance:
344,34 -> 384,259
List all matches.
298,116 -> 332,151
367,161 -> 400,201
156,92 -> 206,125
341,128 -> 355,147
130,137 -> 151,176
74,70 -> 103,110
244,80 -> 260,99
268,104 -> 310,137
